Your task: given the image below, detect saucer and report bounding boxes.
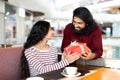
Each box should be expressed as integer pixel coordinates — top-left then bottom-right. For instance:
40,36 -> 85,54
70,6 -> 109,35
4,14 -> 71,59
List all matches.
61,71 -> 81,77
26,77 -> 44,80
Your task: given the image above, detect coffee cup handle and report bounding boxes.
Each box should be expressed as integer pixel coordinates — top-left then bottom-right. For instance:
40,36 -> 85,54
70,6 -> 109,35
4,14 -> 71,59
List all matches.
63,69 -> 67,74
63,69 -> 65,73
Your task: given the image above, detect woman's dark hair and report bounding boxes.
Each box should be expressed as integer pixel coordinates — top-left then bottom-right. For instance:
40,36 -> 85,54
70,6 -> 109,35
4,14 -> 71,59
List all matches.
73,7 -> 96,35
21,20 -> 50,79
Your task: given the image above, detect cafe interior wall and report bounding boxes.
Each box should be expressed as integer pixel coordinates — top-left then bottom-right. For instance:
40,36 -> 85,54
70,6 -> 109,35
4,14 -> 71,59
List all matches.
0,1 -> 5,47
0,1 -> 32,47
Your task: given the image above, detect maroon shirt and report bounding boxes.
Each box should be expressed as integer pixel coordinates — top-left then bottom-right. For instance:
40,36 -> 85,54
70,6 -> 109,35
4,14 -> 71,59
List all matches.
61,23 -> 103,59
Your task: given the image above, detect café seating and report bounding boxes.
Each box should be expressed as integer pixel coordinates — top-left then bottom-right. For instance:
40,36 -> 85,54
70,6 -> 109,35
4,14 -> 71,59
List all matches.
0,46 -> 23,80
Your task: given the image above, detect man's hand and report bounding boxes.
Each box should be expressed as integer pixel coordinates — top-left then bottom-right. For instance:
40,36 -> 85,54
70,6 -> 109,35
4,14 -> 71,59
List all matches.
80,50 -> 96,60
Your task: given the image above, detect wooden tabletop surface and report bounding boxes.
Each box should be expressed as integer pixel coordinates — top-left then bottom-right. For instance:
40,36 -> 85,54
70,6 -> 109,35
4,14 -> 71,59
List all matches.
24,65 -> 120,80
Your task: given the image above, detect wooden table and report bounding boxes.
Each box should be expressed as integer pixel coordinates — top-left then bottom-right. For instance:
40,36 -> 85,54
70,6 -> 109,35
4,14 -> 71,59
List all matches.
79,68 -> 120,80
59,65 -> 120,80
36,66 -> 90,80
25,65 -> 120,80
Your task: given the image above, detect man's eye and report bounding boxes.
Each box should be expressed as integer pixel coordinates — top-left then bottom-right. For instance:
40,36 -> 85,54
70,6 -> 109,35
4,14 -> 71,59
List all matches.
72,21 -> 75,23
77,22 -> 82,24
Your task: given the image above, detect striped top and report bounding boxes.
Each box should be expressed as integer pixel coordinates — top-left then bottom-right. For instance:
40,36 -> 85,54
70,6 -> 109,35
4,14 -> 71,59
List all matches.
25,46 -> 69,76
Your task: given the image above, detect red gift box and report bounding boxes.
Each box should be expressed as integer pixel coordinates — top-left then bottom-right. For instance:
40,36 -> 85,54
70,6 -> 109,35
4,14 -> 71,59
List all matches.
64,42 -> 89,55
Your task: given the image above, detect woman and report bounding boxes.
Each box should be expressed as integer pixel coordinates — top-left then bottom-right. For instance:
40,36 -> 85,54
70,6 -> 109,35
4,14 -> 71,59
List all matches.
21,20 -> 80,79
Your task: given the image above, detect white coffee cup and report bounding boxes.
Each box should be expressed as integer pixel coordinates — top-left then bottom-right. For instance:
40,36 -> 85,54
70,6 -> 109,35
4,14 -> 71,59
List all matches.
64,67 -> 78,75
26,77 -> 44,80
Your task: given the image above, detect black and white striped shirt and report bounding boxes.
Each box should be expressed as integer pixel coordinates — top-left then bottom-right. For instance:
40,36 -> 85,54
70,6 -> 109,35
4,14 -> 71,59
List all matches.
25,46 -> 69,76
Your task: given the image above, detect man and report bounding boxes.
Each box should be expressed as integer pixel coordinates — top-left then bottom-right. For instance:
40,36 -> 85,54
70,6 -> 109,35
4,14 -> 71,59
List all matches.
61,7 -> 103,62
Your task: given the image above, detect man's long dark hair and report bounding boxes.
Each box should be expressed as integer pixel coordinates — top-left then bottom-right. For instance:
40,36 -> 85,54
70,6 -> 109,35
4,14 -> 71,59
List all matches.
21,20 -> 50,79
72,7 -> 96,35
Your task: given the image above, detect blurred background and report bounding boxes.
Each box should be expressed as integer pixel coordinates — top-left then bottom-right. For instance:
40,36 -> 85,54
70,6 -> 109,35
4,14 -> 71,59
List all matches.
0,0 -> 120,68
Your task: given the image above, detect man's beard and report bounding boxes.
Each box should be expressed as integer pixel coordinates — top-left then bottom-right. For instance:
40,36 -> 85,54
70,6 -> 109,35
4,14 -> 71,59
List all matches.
72,25 -> 85,35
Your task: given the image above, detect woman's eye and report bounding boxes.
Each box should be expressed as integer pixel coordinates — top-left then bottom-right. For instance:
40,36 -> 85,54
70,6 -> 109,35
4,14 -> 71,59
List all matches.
51,27 -> 54,31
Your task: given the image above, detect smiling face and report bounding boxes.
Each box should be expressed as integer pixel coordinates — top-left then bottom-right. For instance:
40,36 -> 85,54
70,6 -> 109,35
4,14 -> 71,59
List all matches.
45,26 -> 54,40
72,16 -> 86,31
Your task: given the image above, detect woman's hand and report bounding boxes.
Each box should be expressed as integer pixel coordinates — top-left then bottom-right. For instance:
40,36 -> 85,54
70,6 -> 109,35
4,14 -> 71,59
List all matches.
63,51 -> 80,64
